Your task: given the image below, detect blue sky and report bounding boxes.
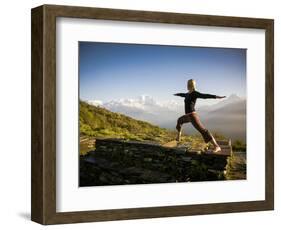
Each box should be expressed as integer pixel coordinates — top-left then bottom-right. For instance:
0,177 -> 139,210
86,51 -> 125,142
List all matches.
79,42 -> 246,103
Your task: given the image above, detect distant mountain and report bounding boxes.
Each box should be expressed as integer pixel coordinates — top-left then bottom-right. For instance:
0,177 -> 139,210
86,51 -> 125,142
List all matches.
201,99 -> 246,141
87,95 -> 183,128
198,94 -> 242,112
210,99 -> 246,115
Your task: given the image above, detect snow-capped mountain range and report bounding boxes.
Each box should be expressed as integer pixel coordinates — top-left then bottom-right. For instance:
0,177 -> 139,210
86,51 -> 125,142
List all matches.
86,94 -> 246,141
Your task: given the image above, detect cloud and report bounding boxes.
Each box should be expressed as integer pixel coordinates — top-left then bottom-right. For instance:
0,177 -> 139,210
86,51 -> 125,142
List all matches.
87,100 -> 103,106
88,95 -> 182,114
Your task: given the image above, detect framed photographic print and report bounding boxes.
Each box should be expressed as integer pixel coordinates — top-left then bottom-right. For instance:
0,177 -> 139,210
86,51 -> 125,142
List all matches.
31,4 -> 274,225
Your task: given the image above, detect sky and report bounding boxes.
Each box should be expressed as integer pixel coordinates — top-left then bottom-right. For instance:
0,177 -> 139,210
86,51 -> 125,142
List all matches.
79,42 -> 246,103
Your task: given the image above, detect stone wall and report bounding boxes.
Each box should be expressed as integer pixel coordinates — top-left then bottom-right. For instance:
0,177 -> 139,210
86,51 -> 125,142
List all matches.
80,138 -> 231,186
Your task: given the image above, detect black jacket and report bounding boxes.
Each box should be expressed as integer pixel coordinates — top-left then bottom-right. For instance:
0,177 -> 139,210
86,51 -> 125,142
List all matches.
174,90 -> 217,114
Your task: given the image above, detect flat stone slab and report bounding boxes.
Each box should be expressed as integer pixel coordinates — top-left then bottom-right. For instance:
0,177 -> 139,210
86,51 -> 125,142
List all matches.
162,139 -> 232,157
162,140 -> 178,147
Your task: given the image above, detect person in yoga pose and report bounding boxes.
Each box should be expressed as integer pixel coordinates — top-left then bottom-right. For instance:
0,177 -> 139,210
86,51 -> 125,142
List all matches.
174,79 -> 226,153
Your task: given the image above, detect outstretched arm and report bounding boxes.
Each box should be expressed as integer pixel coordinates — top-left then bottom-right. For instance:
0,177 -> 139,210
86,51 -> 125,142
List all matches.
196,91 -> 226,99
216,95 -> 226,99
174,93 -> 186,97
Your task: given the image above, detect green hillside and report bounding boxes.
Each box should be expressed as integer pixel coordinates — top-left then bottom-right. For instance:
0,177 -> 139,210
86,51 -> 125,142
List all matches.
79,101 -> 208,154
80,100 -> 177,142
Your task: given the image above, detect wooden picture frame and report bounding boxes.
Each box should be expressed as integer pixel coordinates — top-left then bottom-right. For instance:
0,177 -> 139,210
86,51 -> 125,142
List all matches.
31,4 -> 274,225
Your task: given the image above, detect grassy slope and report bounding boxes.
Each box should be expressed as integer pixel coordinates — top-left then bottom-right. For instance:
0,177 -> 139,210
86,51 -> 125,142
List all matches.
80,101 -> 175,142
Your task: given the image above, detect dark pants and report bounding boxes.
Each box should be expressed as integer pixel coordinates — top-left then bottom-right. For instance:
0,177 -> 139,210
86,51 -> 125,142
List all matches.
176,112 -> 213,143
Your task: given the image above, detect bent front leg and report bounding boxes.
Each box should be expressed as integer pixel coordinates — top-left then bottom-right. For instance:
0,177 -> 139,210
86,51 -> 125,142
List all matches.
176,114 -> 190,132
176,115 -> 191,141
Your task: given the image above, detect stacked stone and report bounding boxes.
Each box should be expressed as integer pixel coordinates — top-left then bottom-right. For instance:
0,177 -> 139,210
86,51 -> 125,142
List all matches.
79,138 -> 230,186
